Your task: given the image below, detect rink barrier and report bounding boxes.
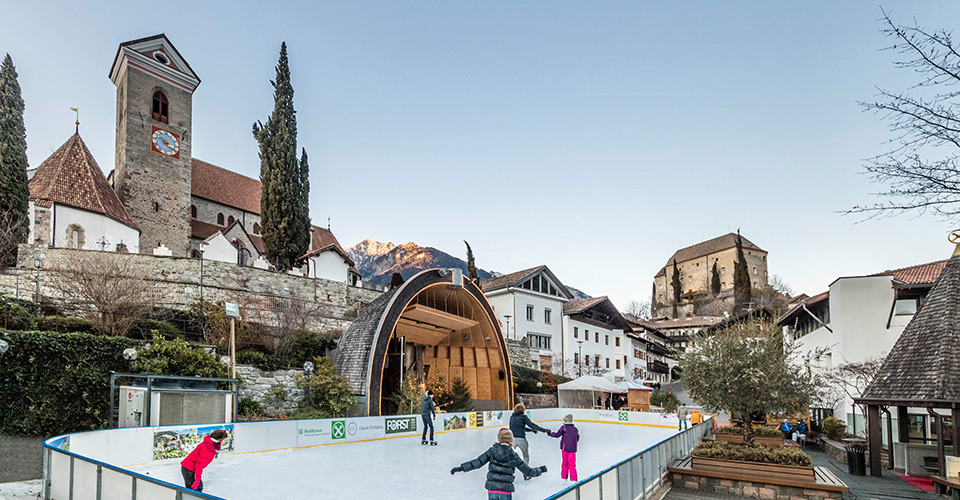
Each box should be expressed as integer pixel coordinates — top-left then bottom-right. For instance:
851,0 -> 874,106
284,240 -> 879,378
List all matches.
544,418 -> 712,500
42,408 -> 687,500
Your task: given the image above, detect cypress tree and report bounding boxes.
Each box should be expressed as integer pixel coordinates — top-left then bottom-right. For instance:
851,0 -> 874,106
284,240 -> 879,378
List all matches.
734,231 -> 752,313
0,54 -> 29,267
671,259 -> 681,318
650,281 -> 658,316
464,240 -> 478,285
390,272 -> 405,289
711,261 -> 721,296
253,43 -> 310,271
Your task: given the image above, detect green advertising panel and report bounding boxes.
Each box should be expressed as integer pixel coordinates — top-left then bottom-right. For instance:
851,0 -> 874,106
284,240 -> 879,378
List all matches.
384,416 -> 418,435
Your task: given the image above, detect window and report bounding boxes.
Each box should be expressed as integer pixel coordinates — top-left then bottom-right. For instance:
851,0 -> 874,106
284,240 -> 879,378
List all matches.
605,335 -> 609,345
584,355 -> 589,366
753,267 -> 757,274
227,215 -> 235,225
528,334 -> 551,350
722,282 -> 726,289
574,327 -> 578,339
907,415 -> 926,441
544,309 -> 552,324
253,222 -> 261,234
595,332 -> 599,343
152,91 -> 168,123
615,337 -> 620,347
190,205 -> 197,219
721,267 -> 726,275
574,353 -> 579,364
153,201 -> 160,212
605,358 -> 610,369
893,298 -> 919,316
616,359 -> 621,369
595,355 -> 600,367
190,249 -> 201,258
526,305 -> 534,321
217,213 -> 225,225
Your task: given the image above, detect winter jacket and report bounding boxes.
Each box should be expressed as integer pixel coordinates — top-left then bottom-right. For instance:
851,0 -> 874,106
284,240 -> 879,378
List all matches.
550,423 -> 580,453
676,405 -> 688,419
509,412 -> 549,440
420,395 -> 435,418
180,436 -> 221,487
779,422 -> 793,433
458,443 -> 542,492
796,421 -> 808,435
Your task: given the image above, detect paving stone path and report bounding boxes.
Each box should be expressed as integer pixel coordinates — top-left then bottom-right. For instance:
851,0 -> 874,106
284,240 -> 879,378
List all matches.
0,435 -> 43,483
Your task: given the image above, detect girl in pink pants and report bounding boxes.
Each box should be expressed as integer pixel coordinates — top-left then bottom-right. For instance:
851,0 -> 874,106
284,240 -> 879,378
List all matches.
549,414 -> 581,482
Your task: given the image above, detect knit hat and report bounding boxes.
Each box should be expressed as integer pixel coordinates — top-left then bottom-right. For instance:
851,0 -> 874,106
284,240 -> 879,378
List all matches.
498,428 -> 514,446
563,414 -> 573,423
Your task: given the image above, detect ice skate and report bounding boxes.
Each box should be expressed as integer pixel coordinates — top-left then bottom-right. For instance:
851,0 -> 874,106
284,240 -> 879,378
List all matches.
421,439 -> 428,445
430,440 -> 438,446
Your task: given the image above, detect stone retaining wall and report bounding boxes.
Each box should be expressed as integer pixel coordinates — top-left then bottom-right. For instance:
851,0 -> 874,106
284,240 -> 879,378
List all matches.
671,472 -> 843,499
516,393 -> 557,409
237,364 -> 304,416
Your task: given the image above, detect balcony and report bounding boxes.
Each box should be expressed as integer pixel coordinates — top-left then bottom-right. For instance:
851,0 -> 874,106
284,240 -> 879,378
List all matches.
648,342 -> 672,356
648,359 -> 669,374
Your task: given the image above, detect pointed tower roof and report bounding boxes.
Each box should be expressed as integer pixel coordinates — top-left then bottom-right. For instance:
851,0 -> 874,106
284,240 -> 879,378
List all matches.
859,249 -> 960,405
29,134 -> 139,229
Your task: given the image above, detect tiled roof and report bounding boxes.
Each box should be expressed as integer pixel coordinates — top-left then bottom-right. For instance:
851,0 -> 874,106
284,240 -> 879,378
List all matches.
562,296 -> 608,315
189,219 -> 221,240
29,134 -> 138,229
662,233 -> 764,269
311,226 -> 344,253
637,315 -> 725,330
777,290 -> 829,325
874,259 -> 948,286
479,266 -> 543,292
191,159 -> 262,214
861,252 -> 960,403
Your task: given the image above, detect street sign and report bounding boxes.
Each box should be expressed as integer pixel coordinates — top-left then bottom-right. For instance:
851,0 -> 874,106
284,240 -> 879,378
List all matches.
225,302 -> 240,318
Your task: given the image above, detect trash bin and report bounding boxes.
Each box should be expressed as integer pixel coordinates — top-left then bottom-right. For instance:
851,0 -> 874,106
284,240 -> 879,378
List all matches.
842,438 -> 867,476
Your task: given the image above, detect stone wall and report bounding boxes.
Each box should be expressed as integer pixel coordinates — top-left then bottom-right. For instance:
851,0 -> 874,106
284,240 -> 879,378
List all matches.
671,472 -> 843,499
236,364 -> 304,416
516,393 -> 557,409
4,245 -> 381,334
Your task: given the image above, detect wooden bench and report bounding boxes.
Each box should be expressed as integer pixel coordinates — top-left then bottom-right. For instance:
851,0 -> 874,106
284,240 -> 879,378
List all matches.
667,456 -> 849,493
932,475 -> 960,500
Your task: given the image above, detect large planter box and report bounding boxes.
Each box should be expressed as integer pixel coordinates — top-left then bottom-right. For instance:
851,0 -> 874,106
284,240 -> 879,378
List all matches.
716,433 -> 785,447
692,456 -> 815,482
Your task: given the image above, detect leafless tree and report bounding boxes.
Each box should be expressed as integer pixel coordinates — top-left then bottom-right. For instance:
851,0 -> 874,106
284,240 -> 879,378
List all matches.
624,300 -> 652,320
769,274 -> 794,297
824,358 -> 885,431
847,8 -> 960,220
50,251 -> 157,336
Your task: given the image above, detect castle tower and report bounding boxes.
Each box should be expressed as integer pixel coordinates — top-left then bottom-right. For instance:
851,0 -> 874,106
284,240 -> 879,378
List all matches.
109,34 -> 200,255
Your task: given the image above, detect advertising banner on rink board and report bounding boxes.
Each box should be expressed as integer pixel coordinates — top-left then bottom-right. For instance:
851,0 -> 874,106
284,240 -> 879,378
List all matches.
598,410 -> 618,421
484,411 -> 505,426
468,412 -> 484,428
299,416 -> 396,446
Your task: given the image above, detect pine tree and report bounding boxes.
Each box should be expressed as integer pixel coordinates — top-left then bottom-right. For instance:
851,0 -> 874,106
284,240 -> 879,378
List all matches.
253,43 -> 310,271
447,377 -> 473,412
671,259 -> 681,318
733,231 -> 752,314
0,54 -> 29,267
464,240 -> 479,285
390,272 -> 404,289
711,261 -> 721,296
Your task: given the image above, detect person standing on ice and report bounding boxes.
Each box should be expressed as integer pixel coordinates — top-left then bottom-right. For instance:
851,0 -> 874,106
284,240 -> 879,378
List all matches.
450,428 -> 547,499
509,403 -> 550,467
180,429 -> 228,492
421,389 -> 437,445
548,414 -> 580,483
676,403 -> 688,431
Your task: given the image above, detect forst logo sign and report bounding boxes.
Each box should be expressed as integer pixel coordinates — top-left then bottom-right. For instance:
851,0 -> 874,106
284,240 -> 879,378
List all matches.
385,416 -> 417,435
331,421 -> 346,439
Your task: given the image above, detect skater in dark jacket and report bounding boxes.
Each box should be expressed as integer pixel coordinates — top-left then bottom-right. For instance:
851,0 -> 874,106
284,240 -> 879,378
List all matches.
450,428 -> 547,499
509,403 -> 550,465
180,429 -> 227,492
421,390 -> 437,445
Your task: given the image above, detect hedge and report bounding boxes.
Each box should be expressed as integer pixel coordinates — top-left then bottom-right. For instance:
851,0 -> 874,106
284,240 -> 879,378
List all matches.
692,440 -> 812,467
716,425 -> 782,438
0,331 -> 140,436
35,316 -> 97,334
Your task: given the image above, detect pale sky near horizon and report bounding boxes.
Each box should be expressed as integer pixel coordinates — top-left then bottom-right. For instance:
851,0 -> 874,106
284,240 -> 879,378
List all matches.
2,1 -> 958,308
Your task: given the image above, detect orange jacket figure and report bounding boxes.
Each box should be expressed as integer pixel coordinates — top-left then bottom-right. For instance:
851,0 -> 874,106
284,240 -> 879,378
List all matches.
691,410 -> 703,425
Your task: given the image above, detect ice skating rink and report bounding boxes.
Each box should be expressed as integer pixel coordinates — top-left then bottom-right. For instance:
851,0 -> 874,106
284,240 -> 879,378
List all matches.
128,420 -> 679,500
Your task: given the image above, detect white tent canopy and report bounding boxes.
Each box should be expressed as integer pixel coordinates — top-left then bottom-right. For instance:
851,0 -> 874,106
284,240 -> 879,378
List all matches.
615,380 -> 653,391
557,376 -> 626,408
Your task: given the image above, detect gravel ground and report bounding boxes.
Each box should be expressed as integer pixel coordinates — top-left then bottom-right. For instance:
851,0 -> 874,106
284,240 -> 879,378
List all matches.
0,435 -> 43,483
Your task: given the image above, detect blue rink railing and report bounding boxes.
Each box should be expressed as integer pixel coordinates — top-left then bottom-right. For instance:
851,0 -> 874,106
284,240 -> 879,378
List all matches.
544,420 -> 712,500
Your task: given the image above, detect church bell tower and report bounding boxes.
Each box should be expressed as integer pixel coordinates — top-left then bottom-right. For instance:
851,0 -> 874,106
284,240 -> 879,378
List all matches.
110,34 -> 200,255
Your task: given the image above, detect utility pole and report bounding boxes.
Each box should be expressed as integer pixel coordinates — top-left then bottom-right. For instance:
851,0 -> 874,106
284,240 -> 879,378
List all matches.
577,340 -> 584,377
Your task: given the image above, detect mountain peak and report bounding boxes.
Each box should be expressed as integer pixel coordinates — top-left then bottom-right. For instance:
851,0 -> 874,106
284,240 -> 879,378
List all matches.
346,239 -> 494,287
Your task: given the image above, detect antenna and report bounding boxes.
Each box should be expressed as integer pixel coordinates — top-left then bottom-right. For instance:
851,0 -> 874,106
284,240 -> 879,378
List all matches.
71,107 -> 79,134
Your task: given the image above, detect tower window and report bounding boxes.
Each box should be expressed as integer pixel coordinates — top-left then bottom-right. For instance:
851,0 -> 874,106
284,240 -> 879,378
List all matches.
152,91 -> 169,123
153,201 -> 160,212
217,213 -> 224,225
227,215 -> 235,225
253,222 -> 261,234
190,205 -> 197,219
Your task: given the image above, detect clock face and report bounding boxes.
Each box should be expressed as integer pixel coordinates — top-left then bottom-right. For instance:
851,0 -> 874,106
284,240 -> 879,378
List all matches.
151,127 -> 180,158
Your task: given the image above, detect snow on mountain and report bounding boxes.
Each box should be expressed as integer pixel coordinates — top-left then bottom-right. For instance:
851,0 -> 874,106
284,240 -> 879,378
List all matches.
346,240 -> 494,287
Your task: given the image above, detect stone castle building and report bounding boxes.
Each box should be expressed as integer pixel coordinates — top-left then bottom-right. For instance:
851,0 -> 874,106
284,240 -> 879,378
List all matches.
26,34 -> 359,284
653,233 -> 768,306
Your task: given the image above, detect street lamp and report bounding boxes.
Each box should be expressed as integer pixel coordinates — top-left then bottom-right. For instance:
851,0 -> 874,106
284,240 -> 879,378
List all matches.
33,254 -> 42,304
577,340 -> 584,377
303,361 -> 315,374
123,348 -> 138,361
504,315 -> 512,340
0,339 -> 9,355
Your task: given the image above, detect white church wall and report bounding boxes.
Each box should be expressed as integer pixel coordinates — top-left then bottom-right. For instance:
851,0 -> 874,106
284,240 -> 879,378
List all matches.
53,204 -> 140,253
201,232 -> 238,265
308,251 -> 350,282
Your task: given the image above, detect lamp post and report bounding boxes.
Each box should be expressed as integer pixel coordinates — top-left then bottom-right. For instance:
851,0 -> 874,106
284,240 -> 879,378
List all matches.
33,255 -> 42,304
0,339 -> 9,355
504,315 -> 511,340
577,340 -> 584,377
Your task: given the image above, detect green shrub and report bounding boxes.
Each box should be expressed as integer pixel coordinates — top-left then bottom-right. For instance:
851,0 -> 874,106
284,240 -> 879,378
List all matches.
276,330 -> 333,367
294,357 -> 356,419
130,334 -> 228,378
35,316 -> 97,334
0,297 -> 36,331
0,331 -> 140,436
511,364 -> 570,394
822,416 -> 846,441
128,319 -> 179,339
650,390 -> 680,412
237,350 -> 283,371
238,398 -> 264,417
717,425 -> 781,437
692,440 -> 812,467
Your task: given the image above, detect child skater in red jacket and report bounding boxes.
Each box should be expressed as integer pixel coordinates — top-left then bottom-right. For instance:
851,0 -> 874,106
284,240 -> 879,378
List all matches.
180,429 -> 228,492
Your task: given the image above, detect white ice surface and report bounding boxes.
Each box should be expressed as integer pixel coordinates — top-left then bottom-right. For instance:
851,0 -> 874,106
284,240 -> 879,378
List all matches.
128,421 -> 679,500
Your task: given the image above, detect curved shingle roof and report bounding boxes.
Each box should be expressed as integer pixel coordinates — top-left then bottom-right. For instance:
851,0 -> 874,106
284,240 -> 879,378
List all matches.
334,288 -> 398,395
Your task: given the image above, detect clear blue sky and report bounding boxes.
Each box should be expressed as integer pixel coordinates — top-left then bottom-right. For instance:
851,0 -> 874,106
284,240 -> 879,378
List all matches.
2,1 -> 958,308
